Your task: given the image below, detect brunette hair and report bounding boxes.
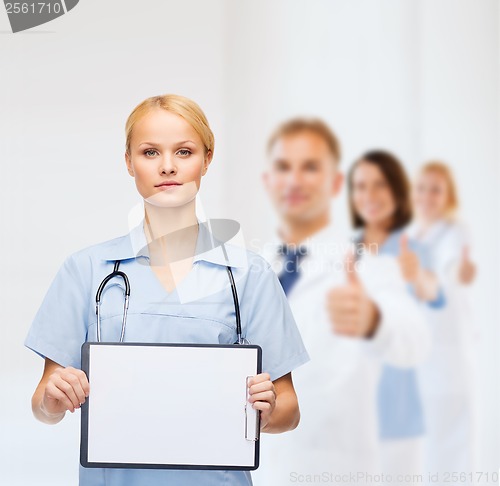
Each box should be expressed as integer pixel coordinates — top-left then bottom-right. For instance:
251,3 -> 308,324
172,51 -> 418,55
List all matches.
348,150 -> 412,230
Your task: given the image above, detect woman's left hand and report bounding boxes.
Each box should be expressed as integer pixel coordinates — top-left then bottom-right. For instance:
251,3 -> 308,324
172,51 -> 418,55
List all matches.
458,246 -> 476,285
247,372 -> 276,430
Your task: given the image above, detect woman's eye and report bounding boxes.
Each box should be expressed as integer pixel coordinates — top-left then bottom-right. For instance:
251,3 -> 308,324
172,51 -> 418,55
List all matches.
144,149 -> 158,157
177,149 -> 192,156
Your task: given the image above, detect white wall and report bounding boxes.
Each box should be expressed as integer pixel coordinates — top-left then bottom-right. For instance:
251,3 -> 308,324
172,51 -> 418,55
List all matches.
0,0 -> 498,483
418,0 -> 500,469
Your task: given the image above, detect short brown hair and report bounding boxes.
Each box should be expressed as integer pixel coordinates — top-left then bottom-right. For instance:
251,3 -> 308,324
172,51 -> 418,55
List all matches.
267,117 -> 341,163
348,150 -> 412,231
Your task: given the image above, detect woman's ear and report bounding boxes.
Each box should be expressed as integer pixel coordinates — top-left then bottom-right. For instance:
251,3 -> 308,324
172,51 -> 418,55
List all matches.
125,152 -> 134,177
202,150 -> 213,176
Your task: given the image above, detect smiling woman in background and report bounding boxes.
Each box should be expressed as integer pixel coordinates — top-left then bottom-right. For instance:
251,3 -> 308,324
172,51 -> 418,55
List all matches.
408,161 -> 478,481
347,150 -> 445,484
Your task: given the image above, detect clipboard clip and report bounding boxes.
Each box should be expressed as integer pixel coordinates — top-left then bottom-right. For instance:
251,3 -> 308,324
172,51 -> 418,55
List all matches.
245,376 -> 260,441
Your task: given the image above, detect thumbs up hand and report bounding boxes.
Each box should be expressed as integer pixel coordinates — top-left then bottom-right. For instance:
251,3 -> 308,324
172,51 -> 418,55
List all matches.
458,245 -> 476,285
397,234 -> 421,283
326,249 -> 380,338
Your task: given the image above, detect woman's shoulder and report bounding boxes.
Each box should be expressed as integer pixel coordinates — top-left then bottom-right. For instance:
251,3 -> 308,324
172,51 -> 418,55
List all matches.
443,218 -> 470,243
63,231 -> 131,269
224,243 -> 273,275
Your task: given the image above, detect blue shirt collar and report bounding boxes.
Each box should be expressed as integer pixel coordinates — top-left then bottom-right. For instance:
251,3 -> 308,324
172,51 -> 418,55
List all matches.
353,227 -> 406,255
101,218 -> 247,268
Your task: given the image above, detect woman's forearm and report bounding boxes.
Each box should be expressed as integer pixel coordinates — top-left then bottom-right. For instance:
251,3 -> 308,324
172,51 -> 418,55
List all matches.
414,269 -> 439,302
261,390 -> 300,434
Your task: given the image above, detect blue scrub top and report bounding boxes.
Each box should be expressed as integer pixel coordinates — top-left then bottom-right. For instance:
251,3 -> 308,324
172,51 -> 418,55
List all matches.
357,228 -> 445,440
25,219 -> 310,486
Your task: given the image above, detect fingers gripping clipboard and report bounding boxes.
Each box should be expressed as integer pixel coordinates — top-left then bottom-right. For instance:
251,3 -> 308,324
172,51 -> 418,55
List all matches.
80,342 -> 262,470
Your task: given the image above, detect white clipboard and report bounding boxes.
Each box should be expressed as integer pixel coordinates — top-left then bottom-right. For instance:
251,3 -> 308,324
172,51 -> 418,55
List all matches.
80,342 -> 262,470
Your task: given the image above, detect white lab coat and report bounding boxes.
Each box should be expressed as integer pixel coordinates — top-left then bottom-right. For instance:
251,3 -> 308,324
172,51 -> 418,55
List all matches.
252,224 -> 430,485
407,219 -> 479,479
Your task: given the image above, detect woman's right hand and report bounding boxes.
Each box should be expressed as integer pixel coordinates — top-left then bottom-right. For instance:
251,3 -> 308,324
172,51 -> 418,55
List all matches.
42,366 -> 90,415
32,359 -> 90,424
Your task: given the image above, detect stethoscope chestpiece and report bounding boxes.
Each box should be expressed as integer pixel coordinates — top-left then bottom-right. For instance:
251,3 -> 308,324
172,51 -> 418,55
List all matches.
234,337 -> 251,345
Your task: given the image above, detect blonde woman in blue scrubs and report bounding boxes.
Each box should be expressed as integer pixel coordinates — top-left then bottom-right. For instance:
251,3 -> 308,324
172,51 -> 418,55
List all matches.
25,94 -> 310,486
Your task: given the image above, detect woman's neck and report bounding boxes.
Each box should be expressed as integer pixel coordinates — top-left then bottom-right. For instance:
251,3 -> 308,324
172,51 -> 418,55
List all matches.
363,223 -> 390,247
416,215 -> 441,232
278,212 -> 330,246
143,200 -> 199,264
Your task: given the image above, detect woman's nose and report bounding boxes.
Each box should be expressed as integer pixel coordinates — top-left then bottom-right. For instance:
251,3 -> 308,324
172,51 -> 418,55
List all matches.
159,155 -> 177,174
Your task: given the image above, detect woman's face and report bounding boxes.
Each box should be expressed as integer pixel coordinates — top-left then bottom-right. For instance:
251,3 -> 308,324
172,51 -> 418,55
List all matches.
351,161 -> 396,228
413,170 -> 449,221
125,108 -> 212,207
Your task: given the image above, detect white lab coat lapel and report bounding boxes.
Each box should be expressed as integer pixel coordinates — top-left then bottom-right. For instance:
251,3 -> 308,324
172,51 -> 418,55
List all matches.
262,223 -> 348,298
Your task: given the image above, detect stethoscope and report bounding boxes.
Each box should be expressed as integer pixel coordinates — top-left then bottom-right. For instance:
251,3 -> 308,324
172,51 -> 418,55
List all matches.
95,223 -> 247,345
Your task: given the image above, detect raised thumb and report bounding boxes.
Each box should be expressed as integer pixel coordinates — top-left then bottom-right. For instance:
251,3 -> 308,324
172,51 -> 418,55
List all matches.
399,233 -> 409,254
344,247 -> 360,286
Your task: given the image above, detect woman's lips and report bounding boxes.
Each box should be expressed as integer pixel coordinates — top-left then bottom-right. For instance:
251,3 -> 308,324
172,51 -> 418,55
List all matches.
156,183 -> 182,190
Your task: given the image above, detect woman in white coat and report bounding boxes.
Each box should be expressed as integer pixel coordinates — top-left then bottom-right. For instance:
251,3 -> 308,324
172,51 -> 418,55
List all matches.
347,150 -> 445,484
408,161 -> 479,480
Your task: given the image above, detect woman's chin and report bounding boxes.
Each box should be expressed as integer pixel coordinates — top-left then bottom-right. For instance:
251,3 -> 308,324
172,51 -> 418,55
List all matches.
143,192 -> 195,208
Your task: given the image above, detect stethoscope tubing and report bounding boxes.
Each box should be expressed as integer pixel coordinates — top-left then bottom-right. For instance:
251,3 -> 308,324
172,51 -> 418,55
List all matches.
95,260 -> 130,343
95,258 -> 244,344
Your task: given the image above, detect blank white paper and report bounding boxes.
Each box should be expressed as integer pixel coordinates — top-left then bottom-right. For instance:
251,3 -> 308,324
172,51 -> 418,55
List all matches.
85,344 -> 259,467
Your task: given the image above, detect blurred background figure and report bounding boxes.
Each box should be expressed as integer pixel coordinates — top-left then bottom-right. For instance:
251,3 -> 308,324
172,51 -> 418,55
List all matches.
252,120 -> 430,486
408,161 -> 479,482
347,150 -> 445,484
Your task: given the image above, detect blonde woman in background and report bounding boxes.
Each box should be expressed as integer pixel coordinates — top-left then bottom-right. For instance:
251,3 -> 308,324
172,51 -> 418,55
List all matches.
408,161 -> 478,482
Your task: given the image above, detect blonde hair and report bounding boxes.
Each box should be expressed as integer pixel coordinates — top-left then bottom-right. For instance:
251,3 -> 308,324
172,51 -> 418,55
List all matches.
418,160 -> 459,218
125,94 -> 214,156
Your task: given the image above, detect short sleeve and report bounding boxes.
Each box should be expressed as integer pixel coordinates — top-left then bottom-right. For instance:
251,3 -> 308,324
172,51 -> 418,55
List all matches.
24,253 -> 90,369
242,260 -> 310,381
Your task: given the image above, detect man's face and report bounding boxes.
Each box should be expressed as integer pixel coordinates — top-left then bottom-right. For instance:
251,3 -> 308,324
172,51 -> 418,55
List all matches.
263,130 -> 342,222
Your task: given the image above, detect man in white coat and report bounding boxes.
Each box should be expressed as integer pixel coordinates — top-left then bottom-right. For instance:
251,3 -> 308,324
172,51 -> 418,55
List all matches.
251,118 -> 431,486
